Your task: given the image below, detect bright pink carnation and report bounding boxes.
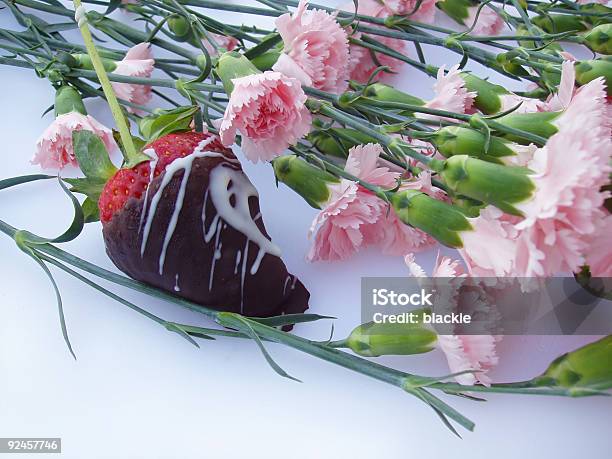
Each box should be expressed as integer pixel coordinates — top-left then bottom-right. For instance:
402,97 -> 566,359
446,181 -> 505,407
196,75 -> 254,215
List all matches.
465,5 -> 504,36
343,0 -> 407,83
273,0 -> 350,94
112,42 -> 154,114
219,71 -> 312,162
425,65 -> 476,115
381,0 -> 438,23
33,112 -> 116,170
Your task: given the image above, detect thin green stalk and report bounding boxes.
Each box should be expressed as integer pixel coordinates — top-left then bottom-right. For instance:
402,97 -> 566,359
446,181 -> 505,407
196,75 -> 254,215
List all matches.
72,0 -> 141,165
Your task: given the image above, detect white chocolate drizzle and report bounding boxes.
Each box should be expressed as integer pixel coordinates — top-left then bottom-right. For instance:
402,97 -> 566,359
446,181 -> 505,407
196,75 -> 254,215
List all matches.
138,148 -> 159,233
140,137 -> 237,275
174,274 -> 181,292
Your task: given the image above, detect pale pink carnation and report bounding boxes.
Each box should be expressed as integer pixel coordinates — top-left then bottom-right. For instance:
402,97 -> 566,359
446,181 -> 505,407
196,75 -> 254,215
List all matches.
381,0 -> 438,23
584,215 -> 612,277
202,33 -> 238,56
112,42 -> 154,114
499,93 -> 547,114
219,71 -> 312,162
465,5 -> 504,36
308,143 -> 398,260
425,65 -> 476,115
459,207 -> 519,277
33,112 -> 115,170
343,0 -> 407,83
513,64 -> 611,276
405,254 -> 498,386
273,0 -> 350,94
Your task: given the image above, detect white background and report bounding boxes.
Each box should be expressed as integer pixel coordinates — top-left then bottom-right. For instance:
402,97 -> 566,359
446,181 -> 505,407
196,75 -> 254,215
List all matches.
0,2 -> 610,458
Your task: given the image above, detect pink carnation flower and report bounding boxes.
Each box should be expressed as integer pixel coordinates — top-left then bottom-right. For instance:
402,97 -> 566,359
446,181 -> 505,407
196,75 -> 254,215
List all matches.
273,0 -> 350,94
584,215 -> 612,277
513,63 -> 610,276
112,42 -> 154,113
343,0 -> 408,83
308,143 -> 398,261
381,0 -> 438,23
465,5 -> 504,36
202,33 -> 238,56
405,254 -> 499,386
219,71 -> 312,162
425,65 -> 476,115
33,112 -> 116,170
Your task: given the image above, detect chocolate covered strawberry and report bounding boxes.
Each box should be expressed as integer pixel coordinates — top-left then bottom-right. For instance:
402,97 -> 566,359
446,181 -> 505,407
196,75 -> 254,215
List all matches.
72,127 -> 309,318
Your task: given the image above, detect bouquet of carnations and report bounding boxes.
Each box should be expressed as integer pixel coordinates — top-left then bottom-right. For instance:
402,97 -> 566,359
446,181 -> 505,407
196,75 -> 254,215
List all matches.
1,0 -> 611,435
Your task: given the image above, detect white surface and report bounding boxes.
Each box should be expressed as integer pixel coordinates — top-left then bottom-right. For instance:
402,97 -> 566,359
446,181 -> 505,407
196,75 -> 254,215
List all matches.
0,3 -> 610,459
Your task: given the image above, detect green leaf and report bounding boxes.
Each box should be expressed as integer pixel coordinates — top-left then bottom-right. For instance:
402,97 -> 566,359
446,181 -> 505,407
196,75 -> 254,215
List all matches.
0,174 -> 54,191
82,197 -> 100,223
72,130 -> 117,181
251,314 -> 335,328
15,238 -> 76,360
217,313 -> 301,382
138,106 -> 199,143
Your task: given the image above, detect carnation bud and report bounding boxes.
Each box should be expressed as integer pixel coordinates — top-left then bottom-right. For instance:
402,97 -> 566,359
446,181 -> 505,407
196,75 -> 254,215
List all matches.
216,51 -> 261,94
583,24 -> 612,55
437,155 -> 535,216
308,128 -> 377,158
168,16 -> 193,42
390,190 -> 472,248
272,155 -> 340,209
434,126 -> 518,163
535,336 -> 612,393
363,83 -> 426,107
460,72 -> 507,114
495,111 -> 561,144
341,315 -> 438,357
532,14 -> 588,34
54,85 -> 87,117
436,0 -> 473,28
72,53 -> 117,72
575,58 -> 612,97
580,3 -> 612,27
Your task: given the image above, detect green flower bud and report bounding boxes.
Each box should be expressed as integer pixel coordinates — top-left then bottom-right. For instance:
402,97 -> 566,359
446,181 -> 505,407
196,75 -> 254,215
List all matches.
575,58 -> 612,97
216,51 -> 261,94
437,155 -> 535,216
583,24 -> 612,55
460,72 -> 508,114
54,85 -> 87,117
251,50 -> 282,71
517,25 -> 563,52
168,16 -> 193,41
495,111 -> 561,144
342,314 -> 438,357
363,83 -> 426,107
581,3 -> 612,27
532,14 -> 588,34
536,336 -> 612,392
308,128 -> 377,158
72,53 -> 117,72
434,126 -> 519,164
390,190 -> 472,248
272,155 -> 340,209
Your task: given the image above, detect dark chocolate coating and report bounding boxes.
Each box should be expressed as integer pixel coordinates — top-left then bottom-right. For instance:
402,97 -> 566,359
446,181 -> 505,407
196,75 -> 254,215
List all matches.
102,152 -> 309,318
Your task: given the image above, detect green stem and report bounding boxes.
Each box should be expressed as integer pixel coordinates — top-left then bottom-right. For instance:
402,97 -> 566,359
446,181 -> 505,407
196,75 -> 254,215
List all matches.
71,0 -> 143,166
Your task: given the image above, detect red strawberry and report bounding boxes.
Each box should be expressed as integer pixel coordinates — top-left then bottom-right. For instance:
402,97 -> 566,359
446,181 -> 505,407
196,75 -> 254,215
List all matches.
99,131 -> 310,318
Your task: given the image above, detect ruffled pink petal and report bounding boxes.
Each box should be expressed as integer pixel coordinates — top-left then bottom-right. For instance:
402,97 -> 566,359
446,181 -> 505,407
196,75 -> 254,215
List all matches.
32,112 -> 116,170
273,0 -> 350,94
220,71 -> 312,162
112,42 -> 154,114
437,335 -> 499,386
345,143 -> 400,188
202,33 -> 238,56
425,65 -> 476,115
381,0 -> 438,23
308,180 -> 384,261
465,5 -> 505,36
584,215 -> 612,277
